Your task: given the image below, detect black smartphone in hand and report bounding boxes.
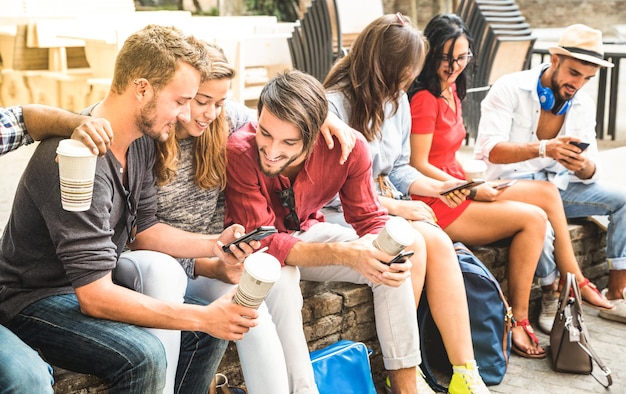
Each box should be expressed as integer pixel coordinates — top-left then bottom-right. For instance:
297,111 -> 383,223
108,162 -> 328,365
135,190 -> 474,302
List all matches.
385,250 -> 415,265
440,180 -> 485,196
222,226 -> 277,253
569,141 -> 590,152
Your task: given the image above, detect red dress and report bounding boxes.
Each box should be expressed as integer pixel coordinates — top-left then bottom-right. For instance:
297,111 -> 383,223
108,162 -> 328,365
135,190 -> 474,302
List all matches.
409,85 -> 471,229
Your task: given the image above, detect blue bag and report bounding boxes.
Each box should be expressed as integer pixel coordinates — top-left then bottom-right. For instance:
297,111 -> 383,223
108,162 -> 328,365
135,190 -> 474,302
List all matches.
310,340 -> 377,394
418,243 -> 512,390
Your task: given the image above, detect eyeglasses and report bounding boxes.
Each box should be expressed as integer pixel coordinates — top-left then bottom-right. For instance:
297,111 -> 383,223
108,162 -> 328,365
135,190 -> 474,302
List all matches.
125,189 -> 137,243
441,51 -> 473,68
276,186 -> 301,231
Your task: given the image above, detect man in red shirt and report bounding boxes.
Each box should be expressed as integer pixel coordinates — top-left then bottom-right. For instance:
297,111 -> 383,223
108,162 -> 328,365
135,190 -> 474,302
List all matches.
225,70 -> 425,394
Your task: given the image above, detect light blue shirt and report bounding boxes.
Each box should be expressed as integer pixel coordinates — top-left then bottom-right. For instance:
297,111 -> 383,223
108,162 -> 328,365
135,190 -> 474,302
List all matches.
475,63 -> 600,188
326,91 -> 421,199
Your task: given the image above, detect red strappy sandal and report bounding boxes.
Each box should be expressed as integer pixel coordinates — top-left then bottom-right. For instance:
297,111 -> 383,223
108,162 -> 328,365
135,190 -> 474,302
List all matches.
511,318 -> 546,359
559,277 -> 614,311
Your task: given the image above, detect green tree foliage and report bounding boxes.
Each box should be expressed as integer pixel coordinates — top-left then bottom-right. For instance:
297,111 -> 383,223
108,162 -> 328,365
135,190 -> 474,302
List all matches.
245,0 -> 299,21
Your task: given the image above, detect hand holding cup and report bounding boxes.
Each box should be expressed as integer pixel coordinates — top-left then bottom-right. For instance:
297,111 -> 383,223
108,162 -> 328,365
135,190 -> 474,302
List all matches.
233,252 -> 281,310
373,216 -> 414,256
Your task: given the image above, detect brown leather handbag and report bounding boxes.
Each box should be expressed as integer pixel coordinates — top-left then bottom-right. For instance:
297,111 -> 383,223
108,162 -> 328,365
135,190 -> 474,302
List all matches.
550,272 -> 612,388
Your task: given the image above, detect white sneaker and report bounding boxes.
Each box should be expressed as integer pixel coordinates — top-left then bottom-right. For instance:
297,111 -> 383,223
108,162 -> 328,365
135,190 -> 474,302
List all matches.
538,291 -> 559,334
417,368 -> 436,394
384,368 -> 436,394
598,288 -> 626,323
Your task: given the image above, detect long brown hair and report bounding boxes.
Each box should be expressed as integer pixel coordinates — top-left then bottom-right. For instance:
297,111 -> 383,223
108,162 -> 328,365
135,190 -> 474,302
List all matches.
155,42 -> 235,190
323,14 -> 427,142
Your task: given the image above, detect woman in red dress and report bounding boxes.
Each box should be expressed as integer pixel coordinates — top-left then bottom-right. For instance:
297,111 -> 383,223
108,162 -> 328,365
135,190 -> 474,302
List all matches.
408,13 -> 612,359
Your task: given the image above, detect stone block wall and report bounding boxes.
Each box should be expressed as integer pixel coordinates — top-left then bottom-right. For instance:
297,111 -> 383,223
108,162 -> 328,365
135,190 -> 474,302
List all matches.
53,220 -> 608,393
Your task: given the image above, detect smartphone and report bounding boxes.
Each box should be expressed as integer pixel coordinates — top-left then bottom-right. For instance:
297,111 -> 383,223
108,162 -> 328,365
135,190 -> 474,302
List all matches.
494,179 -> 518,190
385,250 -> 415,265
569,141 -> 590,152
222,226 -> 277,253
439,180 -> 485,196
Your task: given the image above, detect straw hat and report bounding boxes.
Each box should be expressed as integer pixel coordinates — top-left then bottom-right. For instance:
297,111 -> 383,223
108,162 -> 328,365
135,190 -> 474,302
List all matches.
548,24 -> 613,68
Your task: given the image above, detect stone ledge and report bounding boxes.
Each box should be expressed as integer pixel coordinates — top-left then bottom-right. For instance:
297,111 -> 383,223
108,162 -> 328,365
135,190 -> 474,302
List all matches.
53,219 -> 607,393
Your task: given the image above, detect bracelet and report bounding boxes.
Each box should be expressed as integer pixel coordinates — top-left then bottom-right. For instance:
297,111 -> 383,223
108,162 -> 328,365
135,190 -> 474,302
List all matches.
539,140 -> 547,159
468,187 -> 477,200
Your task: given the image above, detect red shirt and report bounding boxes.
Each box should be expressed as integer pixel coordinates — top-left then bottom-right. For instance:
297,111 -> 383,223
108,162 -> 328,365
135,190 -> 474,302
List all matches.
225,122 -> 388,265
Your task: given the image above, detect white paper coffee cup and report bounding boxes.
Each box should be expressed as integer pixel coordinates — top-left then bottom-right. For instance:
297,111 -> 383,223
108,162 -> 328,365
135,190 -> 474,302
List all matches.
234,252 -> 281,309
462,159 -> 487,181
373,216 -> 414,255
56,139 -> 97,212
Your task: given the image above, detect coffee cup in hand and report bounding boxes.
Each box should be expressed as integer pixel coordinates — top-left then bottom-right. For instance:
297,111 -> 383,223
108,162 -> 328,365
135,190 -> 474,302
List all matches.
56,139 -> 97,212
462,159 -> 487,181
234,252 -> 281,309
373,216 -> 414,255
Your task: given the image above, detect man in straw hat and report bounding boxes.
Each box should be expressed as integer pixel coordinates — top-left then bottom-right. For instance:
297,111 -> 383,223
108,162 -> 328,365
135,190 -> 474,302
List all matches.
475,24 -> 626,329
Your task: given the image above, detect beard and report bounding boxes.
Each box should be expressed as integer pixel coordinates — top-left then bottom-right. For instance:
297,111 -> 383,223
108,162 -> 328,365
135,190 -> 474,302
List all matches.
550,67 -> 577,101
257,148 -> 305,177
136,97 -> 169,142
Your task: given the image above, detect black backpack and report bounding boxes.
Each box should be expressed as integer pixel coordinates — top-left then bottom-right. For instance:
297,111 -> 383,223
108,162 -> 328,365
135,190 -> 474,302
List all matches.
417,243 -> 512,391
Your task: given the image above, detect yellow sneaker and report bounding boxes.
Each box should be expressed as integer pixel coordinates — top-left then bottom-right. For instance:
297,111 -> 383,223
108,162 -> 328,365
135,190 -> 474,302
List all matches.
448,361 -> 490,394
384,368 -> 435,394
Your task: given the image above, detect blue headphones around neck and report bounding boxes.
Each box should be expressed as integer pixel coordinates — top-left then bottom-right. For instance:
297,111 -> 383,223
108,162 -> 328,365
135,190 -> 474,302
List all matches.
536,68 -> 571,115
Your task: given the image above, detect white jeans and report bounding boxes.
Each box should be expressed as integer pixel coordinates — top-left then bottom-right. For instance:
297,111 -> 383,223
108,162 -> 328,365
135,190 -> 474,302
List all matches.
115,250 -> 300,394
187,269 -> 314,394
114,250 -> 186,394
295,223 -> 421,370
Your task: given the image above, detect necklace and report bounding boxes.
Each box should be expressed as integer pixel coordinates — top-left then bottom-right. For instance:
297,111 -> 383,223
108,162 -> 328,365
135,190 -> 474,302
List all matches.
441,86 -> 453,101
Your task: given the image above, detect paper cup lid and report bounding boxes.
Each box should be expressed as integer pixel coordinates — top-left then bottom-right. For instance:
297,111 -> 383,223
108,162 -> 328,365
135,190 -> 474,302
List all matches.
385,217 -> 415,246
56,139 -> 95,157
244,252 -> 281,282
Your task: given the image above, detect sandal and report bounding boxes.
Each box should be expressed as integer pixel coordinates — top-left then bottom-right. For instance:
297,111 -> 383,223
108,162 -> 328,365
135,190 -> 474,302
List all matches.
560,277 -> 615,311
511,318 -> 546,359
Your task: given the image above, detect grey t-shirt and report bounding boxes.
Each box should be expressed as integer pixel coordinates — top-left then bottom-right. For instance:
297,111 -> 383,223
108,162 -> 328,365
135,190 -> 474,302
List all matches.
0,134 -> 158,323
156,100 -> 254,277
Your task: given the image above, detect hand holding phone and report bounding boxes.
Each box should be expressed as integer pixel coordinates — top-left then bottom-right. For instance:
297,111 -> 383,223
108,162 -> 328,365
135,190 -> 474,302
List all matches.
569,141 -> 589,152
440,180 -> 485,196
384,250 -> 414,265
222,226 -> 277,253
494,179 -> 518,190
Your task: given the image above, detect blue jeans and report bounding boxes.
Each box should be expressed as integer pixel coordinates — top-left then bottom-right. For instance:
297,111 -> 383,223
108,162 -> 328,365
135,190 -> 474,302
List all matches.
517,173 -> 626,282
0,324 -> 53,394
7,294 -> 227,394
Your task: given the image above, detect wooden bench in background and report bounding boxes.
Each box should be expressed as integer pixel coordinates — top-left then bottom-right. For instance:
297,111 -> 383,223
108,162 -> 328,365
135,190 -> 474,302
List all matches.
0,9 -> 296,111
